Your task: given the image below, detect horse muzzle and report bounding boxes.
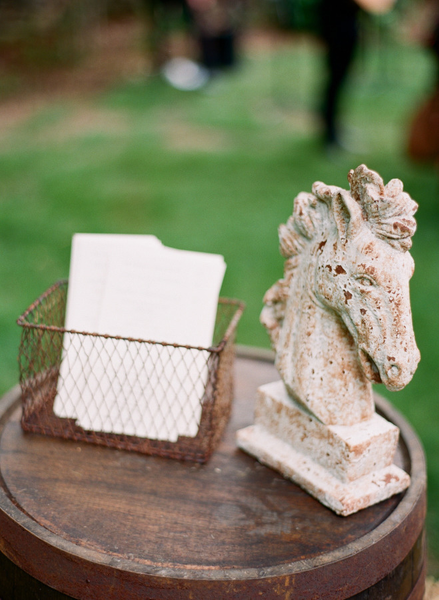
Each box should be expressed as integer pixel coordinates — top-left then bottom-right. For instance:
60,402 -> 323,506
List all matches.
379,346 -> 421,391
358,344 -> 420,391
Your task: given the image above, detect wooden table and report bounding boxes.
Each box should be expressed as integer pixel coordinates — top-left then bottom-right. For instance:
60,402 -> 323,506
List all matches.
0,351 -> 426,599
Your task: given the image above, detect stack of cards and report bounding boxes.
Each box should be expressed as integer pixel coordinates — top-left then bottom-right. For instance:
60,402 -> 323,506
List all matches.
53,234 -> 226,441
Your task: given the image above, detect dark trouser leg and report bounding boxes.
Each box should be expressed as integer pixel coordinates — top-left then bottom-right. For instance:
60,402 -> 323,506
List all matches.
199,30 -> 236,71
321,27 -> 358,144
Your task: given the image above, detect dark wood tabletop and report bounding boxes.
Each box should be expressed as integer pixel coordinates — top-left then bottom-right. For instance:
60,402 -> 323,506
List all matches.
0,349 -> 427,599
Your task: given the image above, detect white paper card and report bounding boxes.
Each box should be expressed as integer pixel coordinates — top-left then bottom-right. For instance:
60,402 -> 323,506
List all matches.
53,234 -> 226,442
54,234 -> 163,430
64,233 -> 163,333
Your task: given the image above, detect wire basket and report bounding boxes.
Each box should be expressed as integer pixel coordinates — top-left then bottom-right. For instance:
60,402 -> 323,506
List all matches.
17,280 -> 244,463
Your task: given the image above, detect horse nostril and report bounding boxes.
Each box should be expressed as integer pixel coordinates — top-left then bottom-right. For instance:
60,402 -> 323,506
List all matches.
388,364 -> 400,378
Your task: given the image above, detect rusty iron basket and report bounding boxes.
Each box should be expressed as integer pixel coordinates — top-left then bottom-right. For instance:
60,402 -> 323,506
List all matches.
17,280 -> 245,463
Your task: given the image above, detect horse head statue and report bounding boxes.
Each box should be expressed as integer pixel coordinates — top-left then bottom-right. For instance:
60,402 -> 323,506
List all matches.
261,165 -> 420,426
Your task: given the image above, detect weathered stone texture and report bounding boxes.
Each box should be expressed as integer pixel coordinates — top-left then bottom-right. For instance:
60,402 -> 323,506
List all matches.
253,381 -> 399,484
237,165 -> 420,515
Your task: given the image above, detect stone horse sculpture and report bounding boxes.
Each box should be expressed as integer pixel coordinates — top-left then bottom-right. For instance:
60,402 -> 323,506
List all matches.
237,165 -> 420,516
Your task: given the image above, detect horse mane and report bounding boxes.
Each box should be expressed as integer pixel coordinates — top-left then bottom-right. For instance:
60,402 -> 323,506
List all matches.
260,190 -> 323,345
347,164 -> 418,252
261,165 -> 418,347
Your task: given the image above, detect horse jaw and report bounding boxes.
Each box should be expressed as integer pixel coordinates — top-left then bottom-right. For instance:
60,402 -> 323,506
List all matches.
351,297 -> 420,392
358,349 -> 382,384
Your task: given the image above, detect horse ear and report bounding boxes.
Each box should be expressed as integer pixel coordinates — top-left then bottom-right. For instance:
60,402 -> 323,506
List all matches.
333,191 -> 363,240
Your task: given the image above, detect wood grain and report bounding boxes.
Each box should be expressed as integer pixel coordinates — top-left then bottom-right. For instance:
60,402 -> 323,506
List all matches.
0,352 -> 426,599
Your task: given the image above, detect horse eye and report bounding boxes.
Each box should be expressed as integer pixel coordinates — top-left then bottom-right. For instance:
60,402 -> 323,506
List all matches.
356,276 -> 374,287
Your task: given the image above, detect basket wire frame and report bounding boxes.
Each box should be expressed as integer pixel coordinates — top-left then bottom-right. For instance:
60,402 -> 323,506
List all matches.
18,280 -> 244,462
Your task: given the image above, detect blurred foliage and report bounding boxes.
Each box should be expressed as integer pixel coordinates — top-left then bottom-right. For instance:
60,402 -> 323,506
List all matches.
266,0 -> 321,32
0,0 -> 131,69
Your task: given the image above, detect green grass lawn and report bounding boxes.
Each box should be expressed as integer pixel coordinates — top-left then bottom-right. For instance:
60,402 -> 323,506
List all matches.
1,29 -> 439,571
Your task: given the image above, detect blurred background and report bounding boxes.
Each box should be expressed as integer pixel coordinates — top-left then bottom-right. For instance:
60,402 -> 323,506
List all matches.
1,0 -> 438,577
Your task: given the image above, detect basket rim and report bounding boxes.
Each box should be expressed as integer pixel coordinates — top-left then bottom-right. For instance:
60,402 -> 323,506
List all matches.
17,280 -> 245,354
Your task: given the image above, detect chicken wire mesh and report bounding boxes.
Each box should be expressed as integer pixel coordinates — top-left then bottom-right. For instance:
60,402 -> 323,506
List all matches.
18,280 -> 244,462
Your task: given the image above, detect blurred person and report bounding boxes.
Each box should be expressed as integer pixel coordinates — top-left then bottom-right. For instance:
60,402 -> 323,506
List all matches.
144,0 -> 243,89
142,0 -> 189,72
142,0 -> 210,90
318,0 -> 396,151
185,0 -> 244,74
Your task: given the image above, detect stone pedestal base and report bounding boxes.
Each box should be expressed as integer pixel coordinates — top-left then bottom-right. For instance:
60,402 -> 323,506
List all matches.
236,381 -> 411,516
